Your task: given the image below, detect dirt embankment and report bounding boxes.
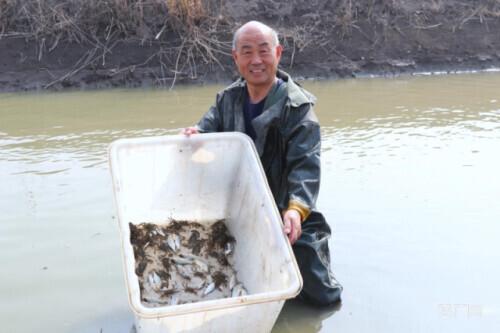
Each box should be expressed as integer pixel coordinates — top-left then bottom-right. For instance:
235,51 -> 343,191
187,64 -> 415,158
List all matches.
1,0 -> 500,92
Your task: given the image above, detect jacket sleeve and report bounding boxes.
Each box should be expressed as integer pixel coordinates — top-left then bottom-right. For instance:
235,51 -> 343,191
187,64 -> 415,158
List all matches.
196,92 -> 222,133
285,105 -> 321,220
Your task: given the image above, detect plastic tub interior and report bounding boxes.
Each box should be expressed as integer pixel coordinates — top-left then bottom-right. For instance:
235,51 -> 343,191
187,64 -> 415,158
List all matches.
109,132 -> 303,333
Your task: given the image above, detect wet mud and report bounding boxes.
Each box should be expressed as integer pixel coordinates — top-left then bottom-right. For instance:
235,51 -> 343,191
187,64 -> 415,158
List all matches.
1,0 -> 500,92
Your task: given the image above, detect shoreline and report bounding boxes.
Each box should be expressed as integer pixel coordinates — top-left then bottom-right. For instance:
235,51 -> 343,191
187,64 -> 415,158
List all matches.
2,59 -> 500,94
1,0 -> 500,92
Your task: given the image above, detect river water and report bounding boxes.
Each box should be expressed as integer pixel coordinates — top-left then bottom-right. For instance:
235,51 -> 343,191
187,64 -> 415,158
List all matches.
1,73 -> 499,333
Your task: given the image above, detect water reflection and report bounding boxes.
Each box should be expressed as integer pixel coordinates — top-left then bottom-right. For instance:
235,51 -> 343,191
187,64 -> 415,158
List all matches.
0,128 -> 180,174
68,309 -> 134,333
273,300 -> 341,333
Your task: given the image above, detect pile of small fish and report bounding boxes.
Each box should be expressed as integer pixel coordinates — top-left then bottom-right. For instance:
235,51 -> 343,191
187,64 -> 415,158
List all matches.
129,220 -> 247,307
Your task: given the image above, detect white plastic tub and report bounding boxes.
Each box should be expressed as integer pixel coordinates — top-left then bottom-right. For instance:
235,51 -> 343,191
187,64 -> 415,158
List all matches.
108,132 -> 303,333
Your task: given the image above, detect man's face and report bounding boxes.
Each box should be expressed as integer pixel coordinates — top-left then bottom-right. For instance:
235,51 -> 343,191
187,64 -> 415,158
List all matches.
232,27 -> 282,88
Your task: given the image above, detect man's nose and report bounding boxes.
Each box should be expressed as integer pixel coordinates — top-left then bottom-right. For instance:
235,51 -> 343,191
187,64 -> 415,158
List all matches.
250,54 -> 263,64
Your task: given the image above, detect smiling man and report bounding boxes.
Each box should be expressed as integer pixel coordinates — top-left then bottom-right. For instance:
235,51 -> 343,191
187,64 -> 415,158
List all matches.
183,21 -> 342,306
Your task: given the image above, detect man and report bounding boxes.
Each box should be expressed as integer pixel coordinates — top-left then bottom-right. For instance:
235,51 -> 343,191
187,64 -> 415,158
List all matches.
183,21 -> 342,306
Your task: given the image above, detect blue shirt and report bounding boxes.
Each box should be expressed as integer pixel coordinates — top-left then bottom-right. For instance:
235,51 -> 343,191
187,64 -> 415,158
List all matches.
243,79 -> 284,140
243,95 -> 266,140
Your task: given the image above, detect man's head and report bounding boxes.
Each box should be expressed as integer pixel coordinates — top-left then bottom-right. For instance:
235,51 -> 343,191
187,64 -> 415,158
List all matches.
232,21 -> 282,89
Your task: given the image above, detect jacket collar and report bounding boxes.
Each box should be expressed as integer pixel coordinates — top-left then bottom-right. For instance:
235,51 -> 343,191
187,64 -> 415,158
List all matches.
230,70 -> 315,156
275,70 -> 316,107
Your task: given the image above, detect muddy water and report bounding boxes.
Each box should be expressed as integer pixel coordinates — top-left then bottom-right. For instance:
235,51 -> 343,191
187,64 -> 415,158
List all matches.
1,73 -> 499,333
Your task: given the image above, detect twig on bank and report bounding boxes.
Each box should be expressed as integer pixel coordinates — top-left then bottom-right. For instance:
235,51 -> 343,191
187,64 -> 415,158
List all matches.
48,33 -> 61,52
392,25 -> 407,38
351,24 -> 374,43
41,67 -> 57,79
329,45 -> 351,62
108,51 -> 158,76
105,17 -> 114,41
458,5 -> 487,30
410,23 -> 442,30
0,32 -> 32,38
38,37 -> 45,61
101,35 -> 120,66
290,36 -> 296,69
155,24 -> 167,40
44,47 -> 99,88
170,38 -> 187,90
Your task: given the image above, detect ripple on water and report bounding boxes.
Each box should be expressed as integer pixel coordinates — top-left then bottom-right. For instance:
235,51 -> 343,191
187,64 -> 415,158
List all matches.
2,75 -> 500,333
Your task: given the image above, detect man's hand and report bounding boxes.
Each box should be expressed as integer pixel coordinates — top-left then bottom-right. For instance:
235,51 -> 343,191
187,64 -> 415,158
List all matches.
181,127 -> 199,136
283,209 -> 302,245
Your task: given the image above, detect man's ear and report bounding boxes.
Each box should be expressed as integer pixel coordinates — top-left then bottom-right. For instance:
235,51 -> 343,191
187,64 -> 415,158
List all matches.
232,49 -> 238,63
275,44 -> 283,61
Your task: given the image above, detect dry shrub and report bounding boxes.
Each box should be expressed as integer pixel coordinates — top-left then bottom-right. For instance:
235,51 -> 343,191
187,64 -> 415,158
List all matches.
334,0 -> 357,38
0,0 -> 172,41
166,0 -> 206,28
0,0 -> 233,89
0,1 -> 227,59
281,25 -> 321,68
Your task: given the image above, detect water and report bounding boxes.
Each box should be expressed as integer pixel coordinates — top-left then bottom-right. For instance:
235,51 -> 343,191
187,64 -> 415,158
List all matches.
1,73 -> 499,332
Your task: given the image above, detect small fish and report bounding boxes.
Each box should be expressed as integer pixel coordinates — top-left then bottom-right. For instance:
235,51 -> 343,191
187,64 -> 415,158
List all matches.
193,258 -> 209,273
176,268 -> 191,280
191,279 -> 205,290
175,263 -> 195,280
170,294 -> 179,306
183,277 -> 205,291
231,283 -> 247,297
203,282 -> 216,296
156,227 -> 165,237
148,272 -> 162,290
182,253 -> 208,263
224,242 -> 234,256
166,234 -> 180,252
228,274 -> 236,290
172,256 -> 193,265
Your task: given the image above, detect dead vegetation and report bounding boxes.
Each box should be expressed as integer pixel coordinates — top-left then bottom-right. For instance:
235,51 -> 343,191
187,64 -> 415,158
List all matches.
0,0 -> 233,88
274,0 -> 500,74
1,0 -> 500,90
323,0 -> 500,38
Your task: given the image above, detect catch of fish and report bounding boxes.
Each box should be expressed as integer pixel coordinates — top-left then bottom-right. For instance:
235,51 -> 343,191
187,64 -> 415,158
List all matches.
129,220 -> 247,307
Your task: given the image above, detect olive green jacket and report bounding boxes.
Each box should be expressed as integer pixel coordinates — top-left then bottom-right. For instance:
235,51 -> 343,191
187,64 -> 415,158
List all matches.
196,70 -> 321,220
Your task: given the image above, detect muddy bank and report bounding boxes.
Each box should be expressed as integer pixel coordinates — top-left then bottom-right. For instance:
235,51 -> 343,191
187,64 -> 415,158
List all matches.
1,0 -> 500,92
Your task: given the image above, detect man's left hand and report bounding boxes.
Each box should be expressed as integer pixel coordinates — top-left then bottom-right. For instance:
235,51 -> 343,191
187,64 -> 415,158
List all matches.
283,209 -> 302,245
